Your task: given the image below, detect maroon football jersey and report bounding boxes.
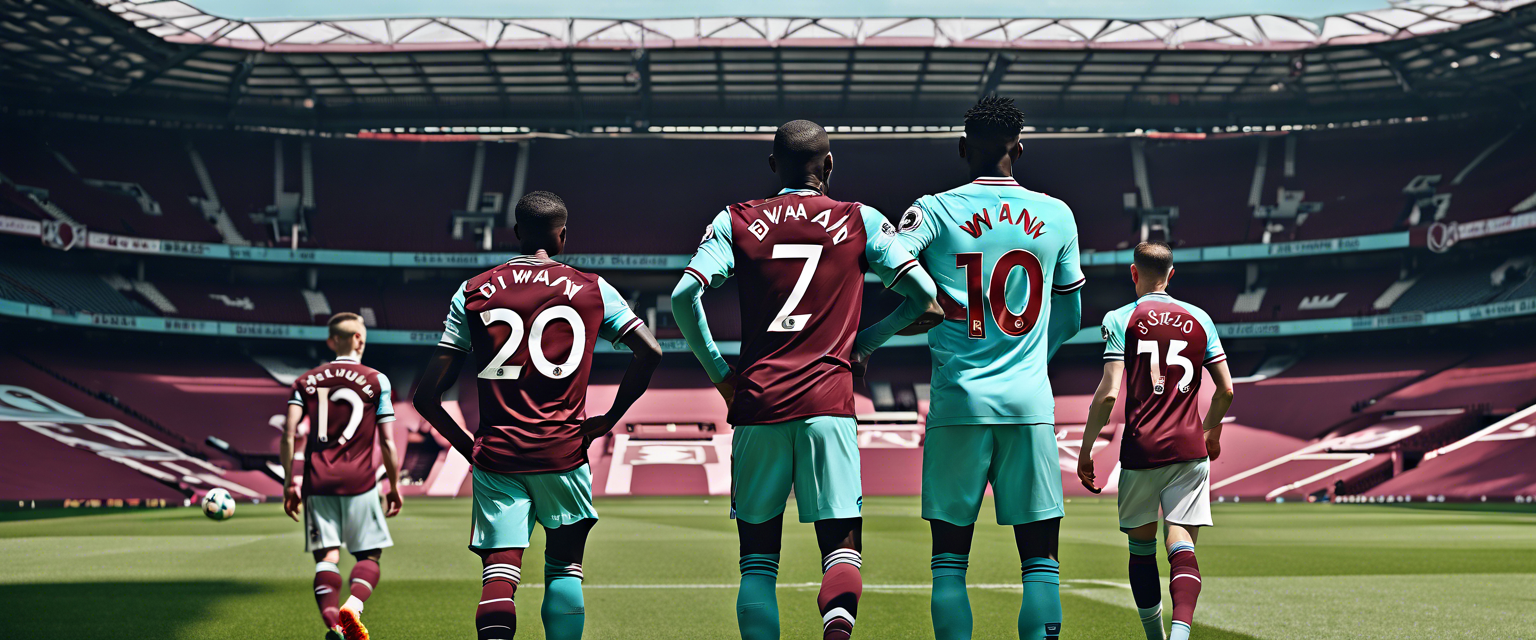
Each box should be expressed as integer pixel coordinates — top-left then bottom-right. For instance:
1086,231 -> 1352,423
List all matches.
441,254 -> 642,474
715,191 -> 872,425
289,357 -> 395,496
1107,293 -> 1225,469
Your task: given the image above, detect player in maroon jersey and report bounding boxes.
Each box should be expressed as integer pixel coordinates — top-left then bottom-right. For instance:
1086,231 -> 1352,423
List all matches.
412,191 -> 662,640
282,312 -> 403,640
671,120 -> 938,640
1076,242 -> 1235,640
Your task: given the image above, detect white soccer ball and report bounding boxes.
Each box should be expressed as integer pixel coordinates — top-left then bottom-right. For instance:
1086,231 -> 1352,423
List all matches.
201,488 -> 236,521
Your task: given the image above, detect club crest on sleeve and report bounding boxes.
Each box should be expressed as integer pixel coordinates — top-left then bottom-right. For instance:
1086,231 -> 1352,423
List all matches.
879,220 -> 896,237
1101,326 -> 1111,342
898,205 -> 924,233
699,223 -> 715,245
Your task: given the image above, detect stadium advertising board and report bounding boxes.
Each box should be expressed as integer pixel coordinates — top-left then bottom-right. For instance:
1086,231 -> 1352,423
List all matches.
1082,232 -> 1409,266
1418,211 -> 1536,253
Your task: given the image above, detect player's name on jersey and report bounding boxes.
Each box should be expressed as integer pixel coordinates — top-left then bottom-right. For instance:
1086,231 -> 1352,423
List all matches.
744,201 -> 857,244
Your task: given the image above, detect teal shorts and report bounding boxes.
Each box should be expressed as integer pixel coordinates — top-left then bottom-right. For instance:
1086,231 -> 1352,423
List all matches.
921,424 -> 1065,527
731,415 -> 863,524
470,465 -> 597,550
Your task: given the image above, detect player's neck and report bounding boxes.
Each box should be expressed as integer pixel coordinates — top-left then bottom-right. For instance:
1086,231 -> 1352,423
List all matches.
520,247 -> 556,259
332,351 -> 361,361
1137,284 -> 1170,298
779,175 -> 824,193
968,160 -> 1013,181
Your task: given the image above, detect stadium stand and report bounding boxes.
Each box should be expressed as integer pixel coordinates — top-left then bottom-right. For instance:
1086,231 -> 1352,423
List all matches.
1366,405 -> 1536,499
0,262 -> 151,315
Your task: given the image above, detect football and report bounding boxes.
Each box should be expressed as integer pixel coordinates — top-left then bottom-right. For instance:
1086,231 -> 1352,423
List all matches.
201,488 -> 236,521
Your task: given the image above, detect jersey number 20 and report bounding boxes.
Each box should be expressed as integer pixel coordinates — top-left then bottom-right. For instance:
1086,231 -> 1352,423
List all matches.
955,249 -> 1044,339
477,306 -> 586,380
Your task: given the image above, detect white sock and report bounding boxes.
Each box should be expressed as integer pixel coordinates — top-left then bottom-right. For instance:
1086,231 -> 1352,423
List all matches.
343,595 -> 365,613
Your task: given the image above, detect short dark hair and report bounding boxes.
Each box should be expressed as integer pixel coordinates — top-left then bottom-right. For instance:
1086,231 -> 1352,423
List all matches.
1133,242 -> 1173,276
964,95 -> 1025,144
772,119 -> 830,167
328,312 -> 364,341
515,190 -> 568,234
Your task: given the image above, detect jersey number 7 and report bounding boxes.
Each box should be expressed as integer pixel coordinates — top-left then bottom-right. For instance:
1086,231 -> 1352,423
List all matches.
955,249 -> 1044,339
768,243 -> 823,333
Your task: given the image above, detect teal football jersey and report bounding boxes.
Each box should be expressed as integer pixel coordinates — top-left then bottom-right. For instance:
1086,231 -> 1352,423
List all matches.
898,176 -> 1085,427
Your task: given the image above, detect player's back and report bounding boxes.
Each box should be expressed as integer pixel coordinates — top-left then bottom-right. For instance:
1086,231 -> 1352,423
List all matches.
1101,292 -> 1226,469
720,190 -> 874,425
290,357 -> 394,495
446,254 -> 642,474
899,177 -> 1085,427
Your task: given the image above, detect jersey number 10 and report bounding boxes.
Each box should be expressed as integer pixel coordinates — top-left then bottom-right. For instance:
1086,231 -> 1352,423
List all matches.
955,249 -> 1044,339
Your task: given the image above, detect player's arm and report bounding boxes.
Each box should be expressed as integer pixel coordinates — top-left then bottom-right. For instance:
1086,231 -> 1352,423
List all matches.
411,283 -> 476,462
1048,221 -> 1087,360
280,397 -> 304,522
581,279 -> 664,441
1046,289 -> 1081,361
853,205 -> 938,364
375,375 -> 403,517
1202,360 -> 1235,461
412,347 -> 473,461
671,211 -> 736,407
1077,360 -> 1123,494
892,199 -> 945,335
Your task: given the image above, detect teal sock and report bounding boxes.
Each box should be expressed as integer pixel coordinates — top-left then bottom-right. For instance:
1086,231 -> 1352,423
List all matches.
737,554 -> 780,640
930,553 -> 972,640
1138,604 -> 1166,640
1170,620 -> 1191,640
1019,558 -> 1063,640
541,558 -> 585,640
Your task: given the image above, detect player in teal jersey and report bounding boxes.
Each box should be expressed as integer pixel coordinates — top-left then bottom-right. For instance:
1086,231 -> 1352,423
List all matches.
865,96 -> 1083,640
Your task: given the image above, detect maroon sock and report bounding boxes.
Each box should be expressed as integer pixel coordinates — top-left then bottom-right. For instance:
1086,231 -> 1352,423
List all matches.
314,561 -> 342,628
477,549 -> 523,640
349,558 -> 380,603
1168,545 -> 1202,628
819,549 -> 863,640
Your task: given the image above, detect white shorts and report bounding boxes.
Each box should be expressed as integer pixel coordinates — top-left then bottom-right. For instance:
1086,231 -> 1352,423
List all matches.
304,484 -> 394,552
1117,458 -> 1212,530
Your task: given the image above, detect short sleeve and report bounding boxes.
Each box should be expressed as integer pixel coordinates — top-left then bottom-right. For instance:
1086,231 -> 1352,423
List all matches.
1197,310 -> 1226,365
683,210 -> 734,289
288,381 -> 305,408
1101,310 -> 1126,362
375,373 -> 396,423
597,277 -> 645,344
1053,215 -> 1086,295
895,198 -> 939,255
438,282 -> 472,352
860,205 -> 919,288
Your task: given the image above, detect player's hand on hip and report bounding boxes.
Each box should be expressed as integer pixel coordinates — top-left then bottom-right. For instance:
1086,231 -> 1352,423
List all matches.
383,490 -> 403,518
1205,431 -> 1222,461
896,299 -> 944,336
714,375 -> 736,411
578,413 -> 617,442
851,350 -> 870,378
1077,456 -> 1101,494
282,483 -> 302,522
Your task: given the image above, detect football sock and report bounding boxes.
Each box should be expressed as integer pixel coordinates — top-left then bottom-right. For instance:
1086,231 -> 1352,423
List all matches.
542,556 -> 586,640
930,553 -> 972,640
1128,537 -> 1165,640
314,561 -> 342,629
1168,542 -> 1201,640
349,558 -> 380,605
737,553 -> 781,640
818,549 -> 863,640
1018,557 -> 1063,640
477,549 -> 523,640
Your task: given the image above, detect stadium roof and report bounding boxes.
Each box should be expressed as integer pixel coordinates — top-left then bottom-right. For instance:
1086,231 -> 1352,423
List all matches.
2,0 -> 1535,130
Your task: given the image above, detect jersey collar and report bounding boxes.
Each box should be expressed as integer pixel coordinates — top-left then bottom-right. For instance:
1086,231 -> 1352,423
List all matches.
1140,291 -> 1173,300
333,355 -> 360,363
971,176 -> 1020,187
777,187 -> 821,196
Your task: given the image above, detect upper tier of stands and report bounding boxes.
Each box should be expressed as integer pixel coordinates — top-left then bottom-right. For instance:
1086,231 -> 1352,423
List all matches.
3,117 -> 1533,254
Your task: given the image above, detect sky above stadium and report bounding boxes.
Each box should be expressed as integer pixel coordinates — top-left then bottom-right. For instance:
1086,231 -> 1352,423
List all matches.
186,1 -> 1392,21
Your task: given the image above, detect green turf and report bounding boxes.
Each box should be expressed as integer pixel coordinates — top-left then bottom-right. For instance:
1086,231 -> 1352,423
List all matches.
1,497 -> 1532,639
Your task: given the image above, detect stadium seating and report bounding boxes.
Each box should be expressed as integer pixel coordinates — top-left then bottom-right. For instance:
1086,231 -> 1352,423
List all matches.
6,116 -> 1536,254
0,262 -> 151,315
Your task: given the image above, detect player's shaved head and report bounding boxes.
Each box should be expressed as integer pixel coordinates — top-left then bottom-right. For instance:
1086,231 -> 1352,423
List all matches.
773,119 -> 830,167
1133,242 -> 1174,277
514,190 -> 569,256
964,95 -> 1025,150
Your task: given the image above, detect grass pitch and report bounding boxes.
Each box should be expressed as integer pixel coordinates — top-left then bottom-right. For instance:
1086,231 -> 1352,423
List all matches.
1,497 -> 1532,639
